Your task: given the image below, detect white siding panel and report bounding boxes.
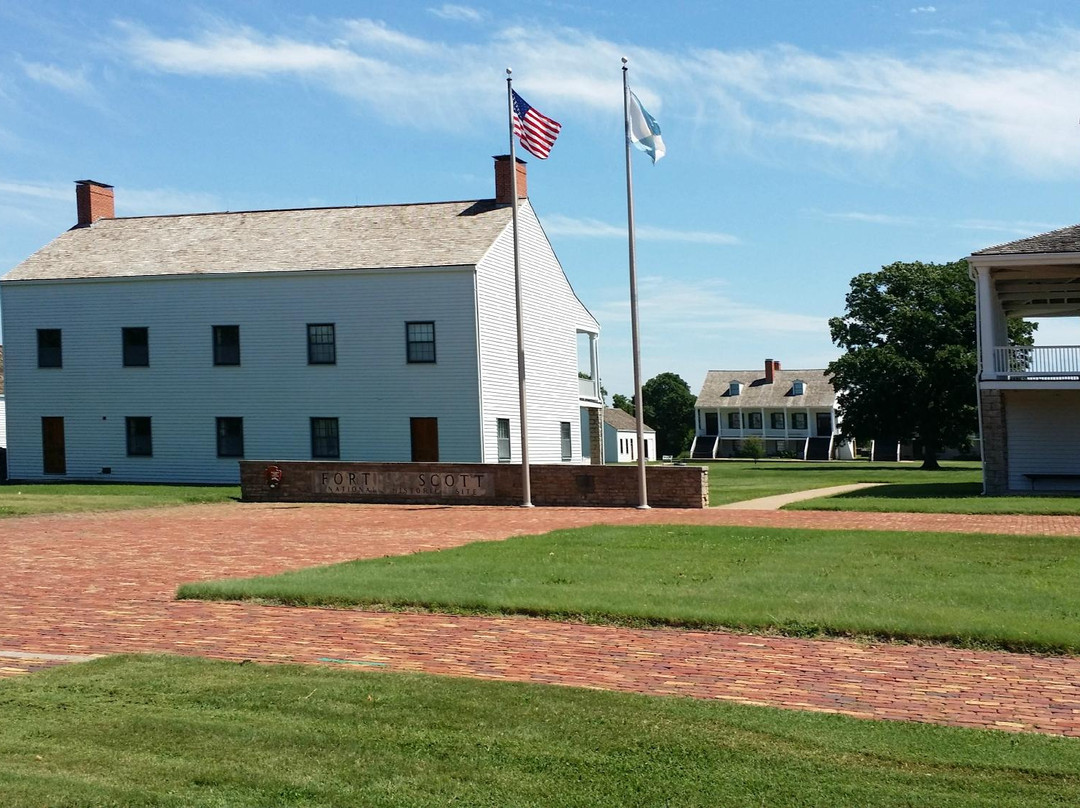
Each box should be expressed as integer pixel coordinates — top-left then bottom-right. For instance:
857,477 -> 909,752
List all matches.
604,425 -> 654,463
1005,389 -> 1080,490
1,269 -> 481,483
0,397 -> 5,448
603,424 -> 620,463
475,202 -> 599,464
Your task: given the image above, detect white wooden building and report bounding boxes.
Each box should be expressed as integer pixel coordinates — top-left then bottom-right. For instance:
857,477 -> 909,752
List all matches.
691,360 -> 849,460
0,158 -> 603,483
970,227 -> 1080,493
602,407 -> 656,464
0,346 -> 6,449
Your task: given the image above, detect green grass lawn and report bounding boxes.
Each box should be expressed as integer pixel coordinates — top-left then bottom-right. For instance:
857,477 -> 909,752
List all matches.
180,524 -> 1080,654
1,655 -> 1077,807
703,460 -> 1080,513
788,481 -> 1080,514
0,483 -> 240,517
702,459 -> 982,505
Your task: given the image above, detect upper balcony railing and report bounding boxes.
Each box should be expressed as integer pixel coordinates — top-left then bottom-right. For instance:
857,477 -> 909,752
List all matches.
579,377 -> 601,401
992,345 -> 1080,379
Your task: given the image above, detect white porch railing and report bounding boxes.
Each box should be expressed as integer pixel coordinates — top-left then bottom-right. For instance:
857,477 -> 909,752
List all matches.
993,345 -> 1080,378
579,377 -> 601,400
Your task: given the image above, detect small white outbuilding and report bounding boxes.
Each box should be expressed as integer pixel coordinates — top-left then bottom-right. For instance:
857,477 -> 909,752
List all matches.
603,407 -> 656,463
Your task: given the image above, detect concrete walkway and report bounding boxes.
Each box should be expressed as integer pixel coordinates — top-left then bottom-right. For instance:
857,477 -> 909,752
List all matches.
2,503 -> 1080,736
716,482 -> 886,510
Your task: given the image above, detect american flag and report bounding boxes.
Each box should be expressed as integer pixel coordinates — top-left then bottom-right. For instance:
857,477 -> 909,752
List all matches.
512,90 -> 562,159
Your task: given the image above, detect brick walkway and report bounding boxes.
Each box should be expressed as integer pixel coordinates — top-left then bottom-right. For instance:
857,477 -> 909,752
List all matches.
2,503 -> 1080,736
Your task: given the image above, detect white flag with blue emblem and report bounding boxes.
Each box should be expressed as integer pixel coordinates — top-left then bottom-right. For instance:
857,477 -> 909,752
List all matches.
628,91 -> 665,163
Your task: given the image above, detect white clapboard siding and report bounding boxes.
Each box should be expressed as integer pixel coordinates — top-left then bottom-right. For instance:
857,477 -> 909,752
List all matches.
0,397 -> 6,448
2,268 -> 482,483
1005,389 -> 1080,490
475,201 -> 599,464
604,425 -> 655,464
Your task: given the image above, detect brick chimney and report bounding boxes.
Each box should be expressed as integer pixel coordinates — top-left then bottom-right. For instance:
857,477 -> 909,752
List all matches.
493,155 -> 527,205
75,180 -> 114,226
765,358 -> 781,384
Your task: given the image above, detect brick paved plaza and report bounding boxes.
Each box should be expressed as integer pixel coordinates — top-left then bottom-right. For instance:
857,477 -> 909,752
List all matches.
2,503 -> 1080,736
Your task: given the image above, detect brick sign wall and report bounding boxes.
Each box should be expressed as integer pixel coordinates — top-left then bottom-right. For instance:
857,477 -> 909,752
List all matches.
240,461 -> 707,508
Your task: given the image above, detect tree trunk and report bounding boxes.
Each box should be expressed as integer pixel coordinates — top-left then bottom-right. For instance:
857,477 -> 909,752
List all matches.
920,443 -> 941,470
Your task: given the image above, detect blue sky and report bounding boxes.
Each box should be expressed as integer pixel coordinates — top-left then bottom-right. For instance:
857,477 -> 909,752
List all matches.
4,1 -> 1080,398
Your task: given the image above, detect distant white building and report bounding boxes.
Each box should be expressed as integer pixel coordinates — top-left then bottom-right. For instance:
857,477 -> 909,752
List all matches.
0,158 -> 603,482
603,407 -> 656,463
692,359 -> 849,460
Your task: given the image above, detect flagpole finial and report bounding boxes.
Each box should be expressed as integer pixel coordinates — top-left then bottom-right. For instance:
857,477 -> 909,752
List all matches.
506,67 -> 512,76
621,56 -> 628,66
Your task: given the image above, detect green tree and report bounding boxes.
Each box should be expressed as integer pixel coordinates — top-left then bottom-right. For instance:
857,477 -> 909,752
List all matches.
828,259 -> 1035,470
612,393 -> 635,416
642,372 -> 696,457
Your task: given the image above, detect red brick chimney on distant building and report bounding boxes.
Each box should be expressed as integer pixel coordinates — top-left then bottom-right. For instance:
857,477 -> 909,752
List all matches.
765,358 -> 781,384
494,155 -> 527,205
75,180 -> 114,226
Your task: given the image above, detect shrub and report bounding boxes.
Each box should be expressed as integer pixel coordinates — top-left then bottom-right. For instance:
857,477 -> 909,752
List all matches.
737,437 -> 766,461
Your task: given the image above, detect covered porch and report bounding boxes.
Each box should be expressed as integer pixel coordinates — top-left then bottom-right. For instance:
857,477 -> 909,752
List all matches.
972,252 -> 1080,382
971,233 -> 1080,492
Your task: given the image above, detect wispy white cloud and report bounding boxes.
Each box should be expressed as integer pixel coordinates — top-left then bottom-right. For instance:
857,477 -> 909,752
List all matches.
17,59 -> 93,97
113,18 -> 1080,176
119,21 -> 363,76
120,187 -> 222,216
952,218 -> 1060,235
428,4 -> 484,23
0,181 -> 78,231
341,19 -> 435,53
910,6 -> 937,14
593,276 -> 825,334
0,179 -> 220,217
814,210 -> 921,226
0,180 -> 70,201
544,214 -> 740,245
115,19 -> 641,120
811,208 -> 1060,236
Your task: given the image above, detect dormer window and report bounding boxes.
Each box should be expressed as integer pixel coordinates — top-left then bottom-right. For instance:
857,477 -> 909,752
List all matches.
792,379 -> 806,396
728,380 -> 742,396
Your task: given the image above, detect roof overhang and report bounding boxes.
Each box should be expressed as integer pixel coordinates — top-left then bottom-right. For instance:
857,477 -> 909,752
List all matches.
970,252 -> 1080,318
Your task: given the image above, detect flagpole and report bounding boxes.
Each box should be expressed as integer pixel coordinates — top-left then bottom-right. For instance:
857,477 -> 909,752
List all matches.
506,68 -> 533,507
622,57 -> 649,509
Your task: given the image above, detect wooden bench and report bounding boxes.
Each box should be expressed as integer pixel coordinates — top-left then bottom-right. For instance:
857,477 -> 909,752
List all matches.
1023,473 -> 1080,491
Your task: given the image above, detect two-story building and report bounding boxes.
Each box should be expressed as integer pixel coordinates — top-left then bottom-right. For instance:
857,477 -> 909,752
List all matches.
691,360 -> 847,460
970,227 -> 1080,493
0,157 -> 603,483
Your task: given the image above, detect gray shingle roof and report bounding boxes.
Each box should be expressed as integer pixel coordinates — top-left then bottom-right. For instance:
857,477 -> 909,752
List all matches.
3,200 -> 513,282
971,223 -> 1080,256
603,407 -> 655,433
697,368 -> 835,409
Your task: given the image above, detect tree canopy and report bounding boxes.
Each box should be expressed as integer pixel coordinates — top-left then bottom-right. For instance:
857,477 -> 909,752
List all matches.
642,372 -> 696,457
827,259 -> 1035,469
611,393 -> 635,415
